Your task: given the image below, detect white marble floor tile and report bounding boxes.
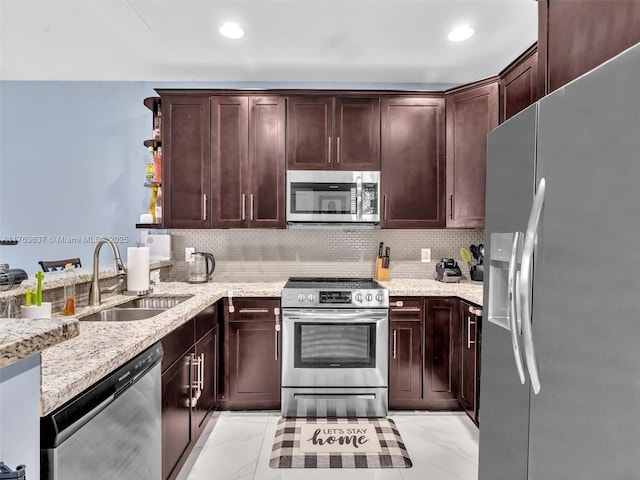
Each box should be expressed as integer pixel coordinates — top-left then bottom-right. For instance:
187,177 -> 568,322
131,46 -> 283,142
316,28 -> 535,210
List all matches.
185,412 -> 271,480
183,411 -> 478,480
390,412 -> 479,480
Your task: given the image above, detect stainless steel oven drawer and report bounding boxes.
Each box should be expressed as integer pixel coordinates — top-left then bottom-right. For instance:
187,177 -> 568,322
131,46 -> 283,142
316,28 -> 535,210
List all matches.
281,387 -> 388,418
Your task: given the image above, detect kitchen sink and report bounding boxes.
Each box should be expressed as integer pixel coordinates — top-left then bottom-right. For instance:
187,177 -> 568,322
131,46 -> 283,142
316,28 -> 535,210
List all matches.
80,295 -> 193,321
81,308 -> 166,322
115,296 -> 192,309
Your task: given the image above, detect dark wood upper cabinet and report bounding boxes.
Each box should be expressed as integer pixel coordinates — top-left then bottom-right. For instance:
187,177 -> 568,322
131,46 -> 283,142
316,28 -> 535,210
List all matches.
211,96 -> 248,228
248,97 -> 287,227
445,80 -> 498,228
211,96 -> 286,228
538,0 -> 640,96
500,44 -> 539,123
334,97 -> 381,170
162,94 -> 211,228
380,96 -> 446,228
287,96 -> 380,171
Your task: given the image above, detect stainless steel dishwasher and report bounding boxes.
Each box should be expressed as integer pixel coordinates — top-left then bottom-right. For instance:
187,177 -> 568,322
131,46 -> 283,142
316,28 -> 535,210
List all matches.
40,342 -> 163,480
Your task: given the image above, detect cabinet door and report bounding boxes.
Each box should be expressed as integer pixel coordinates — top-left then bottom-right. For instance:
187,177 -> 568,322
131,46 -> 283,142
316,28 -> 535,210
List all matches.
223,298 -> 281,408
459,302 -> 478,421
334,97 -> 380,170
248,97 -> 286,227
286,97 -> 333,170
381,97 -> 446,228
389,298 -> 423,406
539,0 -> 640,95
163,95 -> 211,228
194,326 -> 217,437
162,352 -> 194,480
424,298 -> 460,408
445,82 -> 498,228
211,96 -> 249,228
500,47 -> 538,122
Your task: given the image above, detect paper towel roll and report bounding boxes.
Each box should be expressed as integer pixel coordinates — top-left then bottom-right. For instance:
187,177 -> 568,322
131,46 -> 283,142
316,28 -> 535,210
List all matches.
127,247 -> 150,292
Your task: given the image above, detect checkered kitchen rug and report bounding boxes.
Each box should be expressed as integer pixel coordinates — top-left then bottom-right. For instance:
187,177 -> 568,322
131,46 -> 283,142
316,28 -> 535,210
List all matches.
269,417 -> 412,468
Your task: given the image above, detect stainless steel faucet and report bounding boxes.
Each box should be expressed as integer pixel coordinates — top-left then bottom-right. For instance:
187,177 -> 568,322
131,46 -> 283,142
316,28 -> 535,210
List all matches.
88,238 -> 127,306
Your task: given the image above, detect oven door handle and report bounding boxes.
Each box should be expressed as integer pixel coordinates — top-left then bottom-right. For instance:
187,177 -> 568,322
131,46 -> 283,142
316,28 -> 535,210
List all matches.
282,309 -> 387,321
293,393 -> 376,400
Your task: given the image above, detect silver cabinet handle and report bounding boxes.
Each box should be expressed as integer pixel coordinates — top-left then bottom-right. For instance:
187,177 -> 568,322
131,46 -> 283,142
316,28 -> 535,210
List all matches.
467,315 -> 476,349
508,231 -> 526,384
383,195 -> 387,221
328,137 -> 332,163
356,176 -> 362,220
250,194 -> 254,220
198,353 -> 204,391
390,307 -> 421,313
227,290 -> 234,313
394,300 -> 404,307
519,177 -> 546,395
449,194 -> 453,219
274,307 -> 281,361
202,194 -> 208,221
392,329 -> 397,359
238,308 -> 269,314
336,136 -> 340,163
241,194 -> 246,221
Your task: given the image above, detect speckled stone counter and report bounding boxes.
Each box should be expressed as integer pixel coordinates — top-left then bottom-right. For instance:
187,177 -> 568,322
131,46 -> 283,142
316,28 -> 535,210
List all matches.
0,318 -> 79,368
40,279 -> 482,416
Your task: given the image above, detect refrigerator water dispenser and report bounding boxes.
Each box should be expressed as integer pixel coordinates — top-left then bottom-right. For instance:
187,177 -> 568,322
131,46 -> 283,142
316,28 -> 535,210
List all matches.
488,232 -> 523,330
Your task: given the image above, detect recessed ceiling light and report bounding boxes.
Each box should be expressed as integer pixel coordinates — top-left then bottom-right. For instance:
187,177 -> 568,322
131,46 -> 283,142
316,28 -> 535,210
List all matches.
219,22 -> 245,39
448,25 -> 474,42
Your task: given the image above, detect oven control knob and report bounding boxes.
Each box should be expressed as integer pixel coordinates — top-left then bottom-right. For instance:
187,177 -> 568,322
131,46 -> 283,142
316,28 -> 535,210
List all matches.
375,293 -> 384,302
355,293 -> 363,303
365,293 -> 373,302
297,293 -> 306,302
307,293 -> 315,302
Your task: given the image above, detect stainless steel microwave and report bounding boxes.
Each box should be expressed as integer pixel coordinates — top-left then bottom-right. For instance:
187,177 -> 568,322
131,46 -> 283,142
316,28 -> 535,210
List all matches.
286,170 -> 380,226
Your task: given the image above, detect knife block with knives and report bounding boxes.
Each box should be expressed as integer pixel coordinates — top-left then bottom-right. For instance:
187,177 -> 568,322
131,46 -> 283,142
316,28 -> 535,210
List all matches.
375,242 -> 390,281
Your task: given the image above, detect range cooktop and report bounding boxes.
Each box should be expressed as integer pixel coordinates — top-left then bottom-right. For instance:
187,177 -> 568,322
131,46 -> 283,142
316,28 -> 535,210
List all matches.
283,277 -> 382,290
281,277 -> 388,309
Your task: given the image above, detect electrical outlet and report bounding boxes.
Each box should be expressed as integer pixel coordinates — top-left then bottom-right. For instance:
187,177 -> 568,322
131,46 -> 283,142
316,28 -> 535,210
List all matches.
421,248 -> 431,263
185,247 -> 195,262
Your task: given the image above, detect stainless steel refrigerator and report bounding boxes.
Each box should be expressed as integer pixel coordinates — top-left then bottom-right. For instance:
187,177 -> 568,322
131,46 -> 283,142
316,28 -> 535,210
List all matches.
478,42 -> 640,479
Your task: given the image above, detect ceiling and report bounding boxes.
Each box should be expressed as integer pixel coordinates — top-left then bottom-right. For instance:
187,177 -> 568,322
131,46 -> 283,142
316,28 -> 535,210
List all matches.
0,0 -> 538,87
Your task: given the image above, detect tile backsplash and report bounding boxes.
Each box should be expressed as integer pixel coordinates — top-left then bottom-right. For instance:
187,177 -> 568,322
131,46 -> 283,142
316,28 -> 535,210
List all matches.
166,228 -> 484,282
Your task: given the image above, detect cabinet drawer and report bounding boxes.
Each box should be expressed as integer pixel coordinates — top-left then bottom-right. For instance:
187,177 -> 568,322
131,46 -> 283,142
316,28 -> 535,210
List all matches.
224,298 -> 280,321
195,303 -> 218,340
161,318 -> 195,372
389,298 -> 422,320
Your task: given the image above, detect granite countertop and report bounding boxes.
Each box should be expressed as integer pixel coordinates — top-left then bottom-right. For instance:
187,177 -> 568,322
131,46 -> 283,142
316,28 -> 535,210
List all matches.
0,317 -> 80,368
39,278 -> 483,416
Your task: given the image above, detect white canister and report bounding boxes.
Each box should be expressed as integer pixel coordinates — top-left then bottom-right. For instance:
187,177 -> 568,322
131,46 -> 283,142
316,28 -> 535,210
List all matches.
21,302 -> 52,319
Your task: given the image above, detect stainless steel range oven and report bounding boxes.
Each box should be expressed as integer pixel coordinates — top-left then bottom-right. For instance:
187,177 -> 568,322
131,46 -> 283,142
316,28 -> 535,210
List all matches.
281,277 -> 389,417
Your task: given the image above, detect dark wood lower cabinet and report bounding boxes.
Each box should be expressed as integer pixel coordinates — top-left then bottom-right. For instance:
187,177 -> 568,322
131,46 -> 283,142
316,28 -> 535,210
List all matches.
388,297 -> 463,411
162,352 -> 193,480
161,305 -> 219,480
220,298 -> 281,410
459,301 -> 482,426
389,298 -> 424,408
424,298 -> 460,409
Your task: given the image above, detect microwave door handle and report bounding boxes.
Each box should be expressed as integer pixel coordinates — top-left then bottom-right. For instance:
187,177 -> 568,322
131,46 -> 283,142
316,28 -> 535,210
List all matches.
356,176 -> 363,220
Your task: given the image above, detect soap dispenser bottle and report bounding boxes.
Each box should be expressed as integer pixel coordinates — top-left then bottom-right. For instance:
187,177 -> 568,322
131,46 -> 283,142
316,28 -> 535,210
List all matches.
63,263 -> 76,316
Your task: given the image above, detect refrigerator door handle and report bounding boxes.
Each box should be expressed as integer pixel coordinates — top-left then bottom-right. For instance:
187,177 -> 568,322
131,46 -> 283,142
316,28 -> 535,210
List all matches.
519,177 -> 546,395
508,231 -> 526,384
